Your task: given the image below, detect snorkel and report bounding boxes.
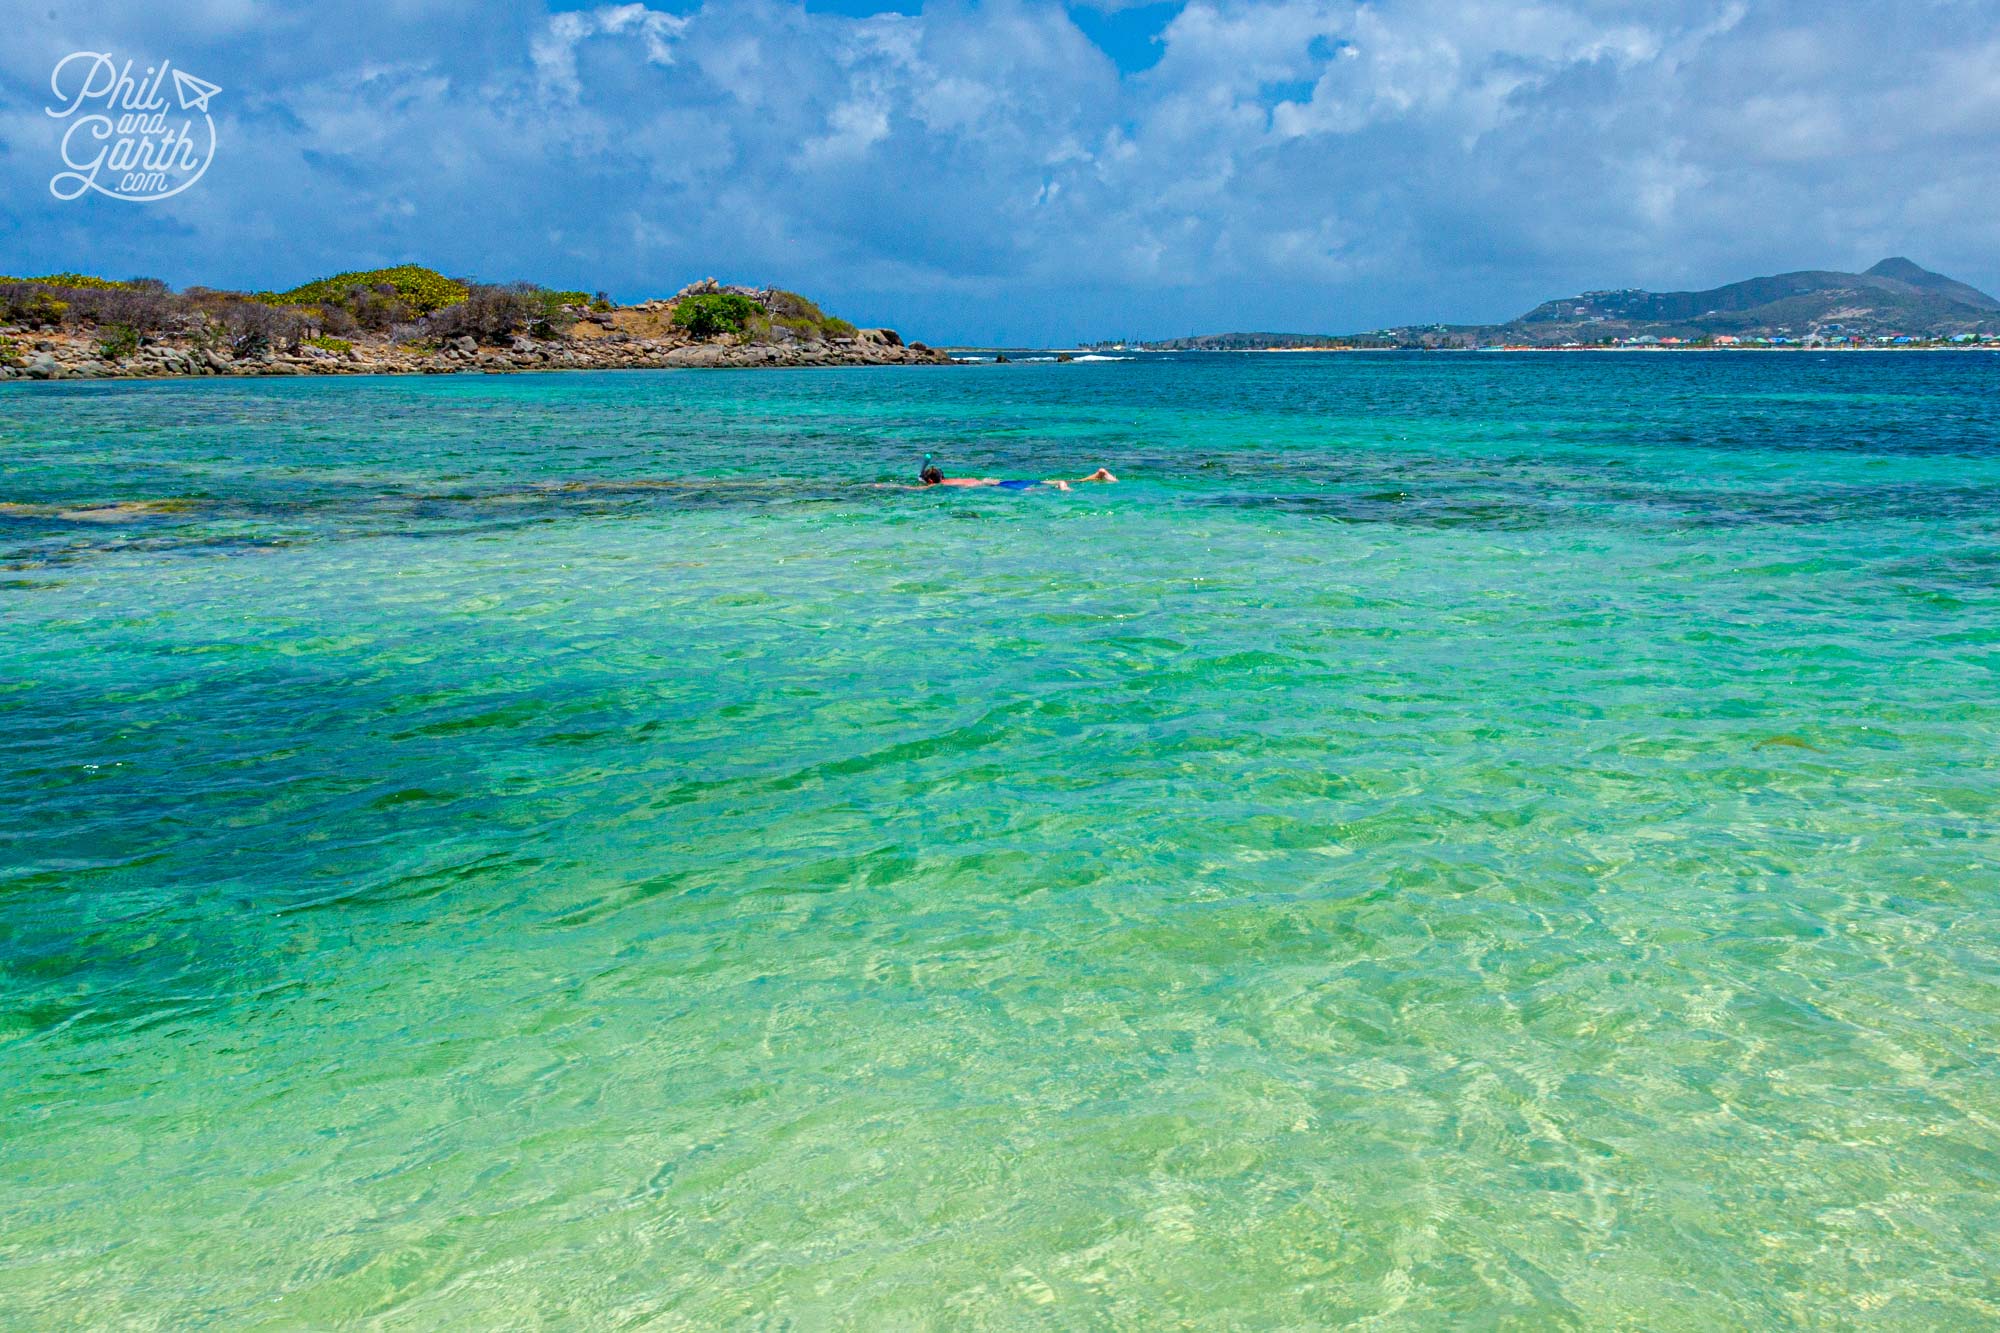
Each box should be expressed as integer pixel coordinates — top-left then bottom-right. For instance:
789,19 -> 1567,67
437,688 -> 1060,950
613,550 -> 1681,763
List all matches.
919,451 -> 942,486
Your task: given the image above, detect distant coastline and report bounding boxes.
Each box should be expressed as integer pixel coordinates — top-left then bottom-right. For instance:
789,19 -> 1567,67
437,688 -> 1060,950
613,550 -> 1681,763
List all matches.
1120,257 -> 2000,354
1245,342 -> 2000,353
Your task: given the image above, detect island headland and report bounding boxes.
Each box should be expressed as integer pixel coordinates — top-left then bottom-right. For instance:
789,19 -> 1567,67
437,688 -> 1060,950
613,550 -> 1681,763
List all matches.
0,268 -> 953,381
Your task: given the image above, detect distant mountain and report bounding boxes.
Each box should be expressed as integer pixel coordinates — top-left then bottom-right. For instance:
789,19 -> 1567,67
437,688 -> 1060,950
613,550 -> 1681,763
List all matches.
1859,257 -> 1999,310
1136,258 -> 2000,349
1505,257 -> 2000,341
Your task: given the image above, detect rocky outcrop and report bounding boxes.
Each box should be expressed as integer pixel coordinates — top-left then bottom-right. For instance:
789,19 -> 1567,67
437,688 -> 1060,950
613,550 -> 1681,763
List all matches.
0,324 -> 956,381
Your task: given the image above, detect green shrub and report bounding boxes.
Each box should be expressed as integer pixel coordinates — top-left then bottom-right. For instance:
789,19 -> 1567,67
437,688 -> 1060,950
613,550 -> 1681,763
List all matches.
304,334 -> 353,353
672,292 -> 760,338
269,265 -> 470,315
0,286 -> 70,328
0,334 -> 20,367
528,288 -> 583,328
29,272 -> 132,290
765,290 -> 826,322
96,323 -> 141,360
760,290 -> 859,342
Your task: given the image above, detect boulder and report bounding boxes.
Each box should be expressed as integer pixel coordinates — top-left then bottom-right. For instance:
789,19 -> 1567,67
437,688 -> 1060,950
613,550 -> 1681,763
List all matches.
664,344 -> 728,367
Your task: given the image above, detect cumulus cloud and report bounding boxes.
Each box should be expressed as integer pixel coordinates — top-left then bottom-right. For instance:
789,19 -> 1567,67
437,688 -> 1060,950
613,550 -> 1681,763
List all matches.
0,0 -> 1996,342
532,3 -> 687,101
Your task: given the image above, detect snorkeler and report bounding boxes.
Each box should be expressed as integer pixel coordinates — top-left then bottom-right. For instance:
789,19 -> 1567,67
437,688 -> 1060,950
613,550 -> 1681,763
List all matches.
918,464 -> 1117,491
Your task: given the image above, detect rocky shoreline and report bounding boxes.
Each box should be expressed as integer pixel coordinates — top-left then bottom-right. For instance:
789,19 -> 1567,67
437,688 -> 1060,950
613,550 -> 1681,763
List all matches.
0,325 -> 953,382
1,272 -> 959,381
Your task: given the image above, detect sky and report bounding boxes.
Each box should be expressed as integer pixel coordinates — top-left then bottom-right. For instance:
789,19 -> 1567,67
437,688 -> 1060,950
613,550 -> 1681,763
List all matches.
2,0 -> 1998,344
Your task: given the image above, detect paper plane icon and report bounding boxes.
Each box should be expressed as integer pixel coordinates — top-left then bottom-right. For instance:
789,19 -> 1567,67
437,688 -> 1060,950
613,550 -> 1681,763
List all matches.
172,69 -> 221,113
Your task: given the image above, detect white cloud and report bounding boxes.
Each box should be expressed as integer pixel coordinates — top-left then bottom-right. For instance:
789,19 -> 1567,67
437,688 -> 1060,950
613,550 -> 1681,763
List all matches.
532,3 -> 687,101
2,0 -> 1999,342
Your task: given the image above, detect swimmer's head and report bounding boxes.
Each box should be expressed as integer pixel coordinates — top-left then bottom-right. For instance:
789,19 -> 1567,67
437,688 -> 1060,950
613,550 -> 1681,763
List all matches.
920,464 -> 943,485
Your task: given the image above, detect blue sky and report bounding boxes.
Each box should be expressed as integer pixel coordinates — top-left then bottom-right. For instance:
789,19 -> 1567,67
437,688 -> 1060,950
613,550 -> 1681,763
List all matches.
3,1 -> 1998,343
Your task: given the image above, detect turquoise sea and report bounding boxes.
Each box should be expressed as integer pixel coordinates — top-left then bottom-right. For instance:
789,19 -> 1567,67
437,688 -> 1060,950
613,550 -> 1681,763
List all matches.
4,353 -> 1999,1328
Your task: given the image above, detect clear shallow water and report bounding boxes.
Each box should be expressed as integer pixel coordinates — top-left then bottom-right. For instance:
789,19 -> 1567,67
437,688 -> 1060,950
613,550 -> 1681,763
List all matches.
3,354 -> 1999,1328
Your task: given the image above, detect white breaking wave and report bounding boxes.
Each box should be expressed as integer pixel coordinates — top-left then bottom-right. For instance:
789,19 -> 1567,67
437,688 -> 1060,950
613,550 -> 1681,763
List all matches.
1069,354 -> 1130,362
